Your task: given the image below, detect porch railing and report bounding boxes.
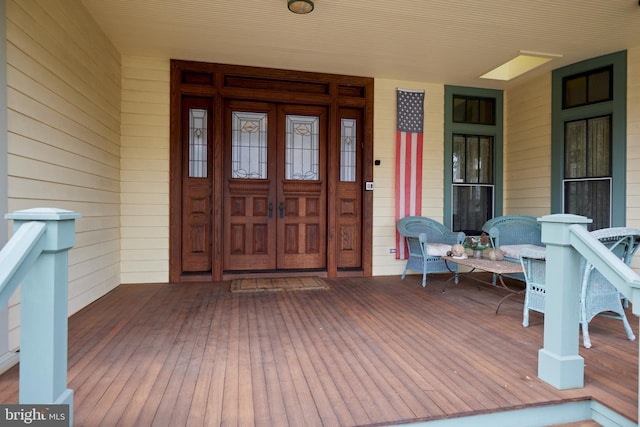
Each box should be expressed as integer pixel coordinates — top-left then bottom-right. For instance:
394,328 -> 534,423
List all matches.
538,214 -> 640,424
0,208 -> 80,427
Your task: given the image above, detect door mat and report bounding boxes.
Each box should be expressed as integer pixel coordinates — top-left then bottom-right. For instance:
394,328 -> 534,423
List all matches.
230,276 -> 329,293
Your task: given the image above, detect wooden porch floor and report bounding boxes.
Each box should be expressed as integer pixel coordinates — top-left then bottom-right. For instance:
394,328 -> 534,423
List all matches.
0,273 -> 637,426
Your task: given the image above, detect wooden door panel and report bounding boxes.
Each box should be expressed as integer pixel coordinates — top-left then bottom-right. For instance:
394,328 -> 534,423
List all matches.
336,189 -> 361,267
180,96 -> 213,273
225,180 -> 275,270
182,182 -> 212,272
223,102 -> 327,271
277,153 -> 326,269
336,108 -> 363,268
223,102 -> 277,271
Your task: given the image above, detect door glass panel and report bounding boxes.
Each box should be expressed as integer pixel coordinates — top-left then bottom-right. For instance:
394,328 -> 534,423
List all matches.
340,118 -> 356,182
189,108 -> 207,178
231,111 -> 268,179
285,115 -> 319,180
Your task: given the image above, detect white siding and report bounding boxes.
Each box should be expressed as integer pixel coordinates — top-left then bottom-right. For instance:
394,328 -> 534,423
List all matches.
504,74 -> 552,216
5,1 -> 121,349
120,56 -> 170,284
373,79 -> 445,276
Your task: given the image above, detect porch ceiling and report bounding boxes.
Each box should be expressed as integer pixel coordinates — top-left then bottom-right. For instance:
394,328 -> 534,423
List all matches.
80,0 -> 640,89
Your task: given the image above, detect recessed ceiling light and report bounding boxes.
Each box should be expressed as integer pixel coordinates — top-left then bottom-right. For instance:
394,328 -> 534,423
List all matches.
481,51 -> 563,81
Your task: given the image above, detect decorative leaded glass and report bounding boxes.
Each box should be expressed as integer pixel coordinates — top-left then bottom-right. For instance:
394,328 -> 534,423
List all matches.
340,118 -> 356,182
231,111 -> 268,179
189,109 -> 207,178
285,115 -> 319,180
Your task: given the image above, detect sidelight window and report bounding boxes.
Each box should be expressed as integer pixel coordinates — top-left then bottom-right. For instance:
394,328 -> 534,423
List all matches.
340,118 -> 357,182
188,109 -> 208,178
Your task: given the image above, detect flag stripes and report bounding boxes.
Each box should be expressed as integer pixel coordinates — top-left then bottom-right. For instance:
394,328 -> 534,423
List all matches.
395,89 -> 425,259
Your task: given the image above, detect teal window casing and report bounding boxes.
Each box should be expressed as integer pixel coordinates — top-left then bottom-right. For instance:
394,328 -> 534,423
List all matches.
444,86 -> 504,230
551,50 -> 627,227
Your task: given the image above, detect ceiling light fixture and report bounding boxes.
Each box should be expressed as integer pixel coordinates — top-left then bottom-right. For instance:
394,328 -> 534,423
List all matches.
481,50 -> 563,81
288,0 -> 314,14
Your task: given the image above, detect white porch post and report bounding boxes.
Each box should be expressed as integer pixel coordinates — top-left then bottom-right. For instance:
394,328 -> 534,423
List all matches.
5,208 -> 80,427
537,214 -> 591,389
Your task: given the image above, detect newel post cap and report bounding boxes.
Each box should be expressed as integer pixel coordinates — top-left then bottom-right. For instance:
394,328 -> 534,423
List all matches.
538,214 -> 591,246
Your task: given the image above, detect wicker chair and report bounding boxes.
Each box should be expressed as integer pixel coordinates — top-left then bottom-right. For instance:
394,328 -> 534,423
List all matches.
482,215 -> 544,282
519,246 -> 547,327
580,227 -> 640,348
397,216 -> 465,287
519,227 -> 640,348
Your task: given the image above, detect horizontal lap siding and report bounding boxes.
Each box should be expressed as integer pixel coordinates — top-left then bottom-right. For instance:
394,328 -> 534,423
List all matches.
373,79 -> 444,276
5,0 -> 121,349
504,73 -> 552,217
627,47 -> 640,270
120,56 -> 170,284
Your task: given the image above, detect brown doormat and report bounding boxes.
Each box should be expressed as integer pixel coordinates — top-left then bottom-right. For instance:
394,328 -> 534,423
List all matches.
230,276 -> 329,293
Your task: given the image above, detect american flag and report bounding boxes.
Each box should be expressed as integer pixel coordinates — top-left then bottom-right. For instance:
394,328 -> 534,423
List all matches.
396,89 -> 424,259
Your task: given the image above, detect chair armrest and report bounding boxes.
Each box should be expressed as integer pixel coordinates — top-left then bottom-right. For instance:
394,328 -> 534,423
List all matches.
488,226 -> 500,248
520,247 -> 546,260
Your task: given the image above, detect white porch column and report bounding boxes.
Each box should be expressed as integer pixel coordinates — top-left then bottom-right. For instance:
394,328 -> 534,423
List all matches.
537,214 -> 591,389
5,208 -> 80,427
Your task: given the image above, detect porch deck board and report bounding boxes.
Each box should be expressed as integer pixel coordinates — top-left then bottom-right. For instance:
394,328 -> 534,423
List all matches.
0,274 -> 637,426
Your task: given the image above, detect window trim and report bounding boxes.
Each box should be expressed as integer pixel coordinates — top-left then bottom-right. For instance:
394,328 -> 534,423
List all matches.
444,86 -> 504,230
551,50 -> 627,227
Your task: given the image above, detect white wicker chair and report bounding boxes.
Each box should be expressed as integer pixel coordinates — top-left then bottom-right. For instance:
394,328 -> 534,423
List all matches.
519,227 -> 640,348
519,246 -> 547,327
580,228 -> 640,348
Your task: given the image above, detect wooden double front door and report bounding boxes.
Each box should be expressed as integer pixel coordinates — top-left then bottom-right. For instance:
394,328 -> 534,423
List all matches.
170,61 -> 373,282
224,101 -> 327,271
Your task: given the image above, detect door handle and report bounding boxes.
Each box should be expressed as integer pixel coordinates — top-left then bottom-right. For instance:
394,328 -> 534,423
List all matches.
268,202 -> 273,219
279,202 -> 284,219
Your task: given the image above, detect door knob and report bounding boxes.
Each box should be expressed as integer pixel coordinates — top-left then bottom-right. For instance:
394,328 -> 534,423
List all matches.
268,202 -> 273,218
279,202 -> 284,219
